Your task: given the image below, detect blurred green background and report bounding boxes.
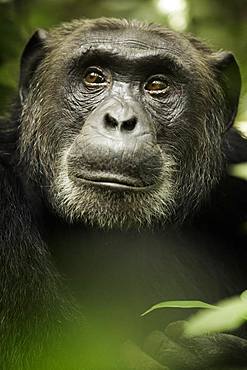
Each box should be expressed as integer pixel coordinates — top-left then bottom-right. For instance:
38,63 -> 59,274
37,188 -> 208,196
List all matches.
0,0 -> 247,132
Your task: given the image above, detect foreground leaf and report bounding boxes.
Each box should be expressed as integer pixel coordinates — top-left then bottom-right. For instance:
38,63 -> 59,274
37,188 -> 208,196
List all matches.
185,296 -> 247,337
141,300 -> 217,317
229,163 -> 247,180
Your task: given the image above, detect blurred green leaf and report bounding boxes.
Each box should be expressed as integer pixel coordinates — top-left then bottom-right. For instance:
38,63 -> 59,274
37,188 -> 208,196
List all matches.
229,163 -> 247,181
185,294 -> 247,337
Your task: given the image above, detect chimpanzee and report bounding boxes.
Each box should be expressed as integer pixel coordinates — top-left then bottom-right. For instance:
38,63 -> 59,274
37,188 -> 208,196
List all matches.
1,18 -> 247,370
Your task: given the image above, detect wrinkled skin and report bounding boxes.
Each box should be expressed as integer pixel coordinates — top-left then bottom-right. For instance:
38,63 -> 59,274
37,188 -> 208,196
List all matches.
0,18 -> 247,369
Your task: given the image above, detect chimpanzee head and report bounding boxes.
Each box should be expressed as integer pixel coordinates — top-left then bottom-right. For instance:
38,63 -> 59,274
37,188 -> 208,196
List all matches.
18,18 -> 241,229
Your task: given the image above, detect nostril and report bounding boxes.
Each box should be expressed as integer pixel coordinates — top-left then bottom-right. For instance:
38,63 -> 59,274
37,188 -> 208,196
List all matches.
121,117 -> 137,132
104,113 -> 118,129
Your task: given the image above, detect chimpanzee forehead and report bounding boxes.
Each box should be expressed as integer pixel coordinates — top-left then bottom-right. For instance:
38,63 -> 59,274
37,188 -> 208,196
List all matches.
69,28 -> 193,63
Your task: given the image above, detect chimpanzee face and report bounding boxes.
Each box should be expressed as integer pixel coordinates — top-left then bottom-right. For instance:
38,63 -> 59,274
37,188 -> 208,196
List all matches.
19,20 -> 239,229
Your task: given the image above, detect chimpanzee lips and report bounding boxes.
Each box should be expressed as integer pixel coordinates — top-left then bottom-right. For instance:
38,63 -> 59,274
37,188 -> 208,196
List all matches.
71,171 -> 155,191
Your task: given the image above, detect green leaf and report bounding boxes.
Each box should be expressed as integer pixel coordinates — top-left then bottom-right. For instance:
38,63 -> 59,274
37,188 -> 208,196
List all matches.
185,296 -> 247,337
229,163 -> 247,181
141,300 -> 217,317
240,290 -> 247,301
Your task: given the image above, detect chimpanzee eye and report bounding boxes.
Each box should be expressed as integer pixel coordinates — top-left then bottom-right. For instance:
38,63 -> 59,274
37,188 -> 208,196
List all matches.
83,67 -> 106,85
145,77 -> 169,94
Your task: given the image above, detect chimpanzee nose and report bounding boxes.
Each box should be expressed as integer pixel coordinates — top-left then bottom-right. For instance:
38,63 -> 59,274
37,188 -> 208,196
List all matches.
104,113 -> 138,132
85,97 -> 152,139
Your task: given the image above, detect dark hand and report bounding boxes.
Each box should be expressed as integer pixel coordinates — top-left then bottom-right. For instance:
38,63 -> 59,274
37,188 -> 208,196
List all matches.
142,321 -> 247,370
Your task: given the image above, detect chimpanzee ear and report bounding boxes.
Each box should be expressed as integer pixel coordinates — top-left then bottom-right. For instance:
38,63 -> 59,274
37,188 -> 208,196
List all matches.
19,29 -> 48,104
210,51 -> 241,130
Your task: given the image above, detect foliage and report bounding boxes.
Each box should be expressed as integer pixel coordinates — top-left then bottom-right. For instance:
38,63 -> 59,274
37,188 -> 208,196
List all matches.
230,163 -> 247,181
141,300 -> 217,317
142,291 -> 247,337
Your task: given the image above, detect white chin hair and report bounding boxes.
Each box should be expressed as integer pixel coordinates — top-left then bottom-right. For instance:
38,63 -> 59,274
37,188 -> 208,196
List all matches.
50,151 -> 175,229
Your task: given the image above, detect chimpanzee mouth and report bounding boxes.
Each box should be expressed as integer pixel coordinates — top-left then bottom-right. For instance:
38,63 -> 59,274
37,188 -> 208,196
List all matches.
72,172 -> 155,191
